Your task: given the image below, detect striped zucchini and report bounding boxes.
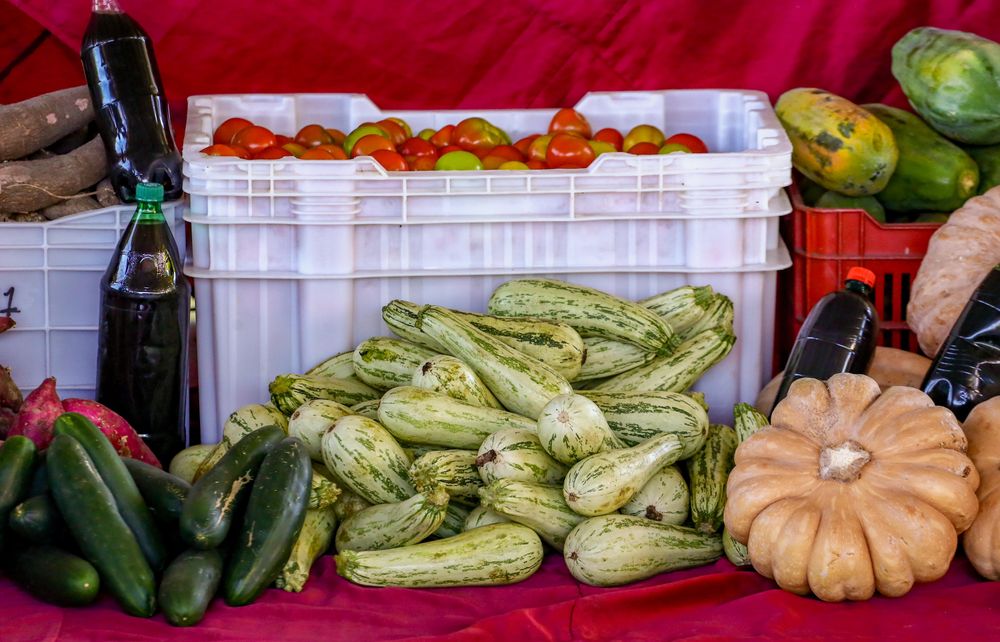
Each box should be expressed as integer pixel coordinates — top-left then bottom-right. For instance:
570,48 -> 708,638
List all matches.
308,463 -> 341,510
687,391 -> 709,412
591,328 -> 735,394
417,306 -> 573,419
332,487 -> 373,522
686,424 -> 738,533
336,523 -> 543,588
536,394 -> 623,466
563,515 -> 723,587
563,434 -> 683,517
619,465 -> 689,525
488,278 -> 678,355
679,294 -> 734,341
475,428 -> 568,486
194,404 -> 288,481
276,506 -> 337,592
408,450 -> 482,498
478,479 -> 586,551
725,403 -> 769,566
305,351 -> 357,380
640,285 -> 716,334
378,386 -> 536,450
269,374 -> 379,416
320,415 -> 415,504
288,400 -> 352,462
574,337 -> 655,381
723,528 -> 751,567
353,337 -> 437,391
400,443 -> 435,461
349,399 -> 381,421
434,503 -> 471,539
411,355 -> 502,409
335,486 -> 449,552
168,444 -> 215,485
580,390 -> 709,458
463,505 -> 512,531
383,300 -> 586,380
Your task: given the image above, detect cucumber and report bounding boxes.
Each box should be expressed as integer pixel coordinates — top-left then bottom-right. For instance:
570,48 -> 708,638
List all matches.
619,465 -> 689,525
353,337 -> 438,391
686,424 -> 738,533
581,390 -> 710,458
679,295 -> 734,341
350,399 -> 381,421
224,437 -> 312,606
8,494 -> 66,544
335,486 -> 449,552
336,523 -> 544,588
640,285 -> 716,336
536,393 -> 623,466
269,373 -> 379,416
277,505 -> 337,592
591,328 -> 735,394
475,428 -> 568,486
7,545 -> 100,607
288,399 -> 352,462
0,435 -> 37,548
123,457 -> 191,523
965,144 -> 1000,194
416,306 -> 574,419
308,463 -> 342,509
321,415 -> 415,504
47,434 -> 156,617
306,350 -> 357,379
53,413 -> 165,571
563,515 -> 722,587
332,486 -> 373,522
435,502 -> 472,539
815,191 -> 887,222
194,403 -> 288,481
180,425 -> 285,550
169,444 -> 215,484
158,549 -> 223,627
408,450 -> 482,498
411,355 -> 503,409
574,337 -> 655,381
563,433 -> 683,517
27,458 -> 48,497
463,505 -> 512,531
378,386 -> 536,450
488,278 -> 678,355
478,479 -> 586,550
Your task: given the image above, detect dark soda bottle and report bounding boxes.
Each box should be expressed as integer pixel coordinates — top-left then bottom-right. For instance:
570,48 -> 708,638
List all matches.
81,0 -> 182,202
771,267 -> 879,413
921,265 -> 1000,421
96,182 -> 190,465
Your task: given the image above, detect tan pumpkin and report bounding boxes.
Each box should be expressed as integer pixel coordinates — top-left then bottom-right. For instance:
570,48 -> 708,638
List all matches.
962,397 -> 1000,580
726,373 -> 979,601
908,186 -> 1000,357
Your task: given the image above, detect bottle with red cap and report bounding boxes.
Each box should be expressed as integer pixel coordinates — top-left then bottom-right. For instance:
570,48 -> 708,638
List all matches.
770,267 -> 880,414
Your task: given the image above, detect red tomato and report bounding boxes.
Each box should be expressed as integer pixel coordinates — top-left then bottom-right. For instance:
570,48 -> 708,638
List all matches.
488,145 -> 524,162
410,156 -> 437,171
232,126 -> 278,155
664,133 -> 708,153
399,137 -> 437,158
546,133 -> 596,168
299,147 -> 337,160
482,155 -> 509,169
430,125 -> 455,148
627,142 -> 660,155
386,117 -> 412,138
274,134 -> 293,146
253,146 -> 293,159
351,134 -> 395,157
213,117 -> 253,144
438,144 -> 464,155
623,125 -> 664,152
295,124 -> 335,148
200,144 -> 250,159
451,117 -> 508,154
326,128 -> 346,145
593,128 -> 624,151
376,119 -> 408,146
527,135 -> 552,162
525,159 -> 548,169
472,147 -> 494,160
514,135 -> 540,156
371,149 -> 408,171
315,144 -> 348,160
548,108 -> 592,138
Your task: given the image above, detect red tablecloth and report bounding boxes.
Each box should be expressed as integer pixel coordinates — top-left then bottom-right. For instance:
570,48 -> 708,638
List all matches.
2,552 -> 1000,641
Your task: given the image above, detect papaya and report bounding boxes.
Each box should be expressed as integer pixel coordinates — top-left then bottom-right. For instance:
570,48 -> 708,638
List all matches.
963,145 -> 1000,195
814,191 -> 886,223
862,104 -> 979,212
776,88 -> 898,196
892,27 -> 1000,145
914,212 -> 950,223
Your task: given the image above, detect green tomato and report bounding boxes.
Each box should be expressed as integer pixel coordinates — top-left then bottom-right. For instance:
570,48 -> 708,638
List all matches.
343,124 -> 390,155
659,143 -> 692,154
435,150 -> 483,171
588,140 -> 617,156
498,161 -> 530,170
417,128 -> 436,141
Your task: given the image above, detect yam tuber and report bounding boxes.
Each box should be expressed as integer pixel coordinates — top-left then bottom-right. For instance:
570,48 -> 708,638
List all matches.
0,136 -> 107,214
41,195 -> 101,221
0,86 -> 94,161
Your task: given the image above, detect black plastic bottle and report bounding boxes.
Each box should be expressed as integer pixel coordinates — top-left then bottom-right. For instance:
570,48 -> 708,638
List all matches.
96,182 -> 190,465
81,0 -> 183,202
921,265 -> 1000,421
771,267 -> 879,414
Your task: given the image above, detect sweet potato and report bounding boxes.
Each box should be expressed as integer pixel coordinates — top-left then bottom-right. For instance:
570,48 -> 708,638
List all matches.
0,317 -> 13,333
8,378 -> 62,450
61,398 -> 161,468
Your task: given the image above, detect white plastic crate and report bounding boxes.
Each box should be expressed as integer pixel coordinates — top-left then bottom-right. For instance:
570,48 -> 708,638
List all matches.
0,202 -> 185,400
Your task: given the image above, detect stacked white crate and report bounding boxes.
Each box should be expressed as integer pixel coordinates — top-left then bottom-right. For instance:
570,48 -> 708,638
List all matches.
182,90 -> 792,437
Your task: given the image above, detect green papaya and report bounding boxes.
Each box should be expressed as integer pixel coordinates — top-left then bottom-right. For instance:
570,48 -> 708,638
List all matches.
892,27 -> 1000,145
814,191 -> 886,223
914,212 -> 950,223
862,104 -> 978,212
964,145 -> 1000,194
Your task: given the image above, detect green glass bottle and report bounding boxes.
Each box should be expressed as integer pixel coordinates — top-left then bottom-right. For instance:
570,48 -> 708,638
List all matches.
96,183 -> 190,464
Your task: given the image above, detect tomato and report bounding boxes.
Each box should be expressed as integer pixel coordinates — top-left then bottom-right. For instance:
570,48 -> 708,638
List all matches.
623,125 -> 664,152
435,150 -> 483,171
451,117 -> 510,154
482,155 -> 509,169
200,144 -> 250,159
299,147 -> 337,160
295,124 -> 335,148
232,125 -> 277,155
213,117 -> 253,144
588,140 -> 616,157
659,142 -> 691,155
527,135 -> 552,162
399,137 -> 437,158
627,142 -> 660,155
282,142 -> 308,157
350,134 -> 395,158
430,125 -> 455,148
593,128 -> 624,151
376,119 -> 408,146
387,117 -> 412,139
410,155 -> 438,171
488,145 -> 523,162
274,134 -> 292,146
548,107 -> 592,138
546,133 -> 596,168
664,133 -> 708,153
315,144 -> 348,159
371,149 -> 408,171
417,128 -> 436,141
514,135 -> 540,156
498,160 -> 530,170
472,147 -> 495,160
525,160 -> 548,169
438,144 -> 464,155
326,129 -> 346,145
253,146 -> 293,159
343,124 -> 391,155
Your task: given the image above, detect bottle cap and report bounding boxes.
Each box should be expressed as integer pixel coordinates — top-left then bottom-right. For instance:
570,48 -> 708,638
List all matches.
136,183 -> 164,203
846,267 -> 876,288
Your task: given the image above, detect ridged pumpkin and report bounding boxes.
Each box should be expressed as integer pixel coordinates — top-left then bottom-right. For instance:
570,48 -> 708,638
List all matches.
962,397 -> 1000,579
726,373 -> 979,601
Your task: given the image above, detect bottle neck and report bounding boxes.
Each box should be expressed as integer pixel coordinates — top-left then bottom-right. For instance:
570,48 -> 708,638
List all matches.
845,279 -> 874,300
133,200 -> 166,224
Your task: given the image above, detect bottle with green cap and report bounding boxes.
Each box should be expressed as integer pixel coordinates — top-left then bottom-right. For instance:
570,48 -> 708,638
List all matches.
96,182 -> 190,464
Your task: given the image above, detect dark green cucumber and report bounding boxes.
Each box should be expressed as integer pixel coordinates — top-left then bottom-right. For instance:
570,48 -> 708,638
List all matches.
123,458 -> 191,523
158,548 -> 224,627
8,494 -> 66,544
964,144 -> 1000,194
0,435 -> 38,550
7,545 -> 100,607
47,434 -> 156,617
181,425 -> 285,550
27,457 -> 48,497
815,191 -> 886,223
52,413 -> 165,572
223,437 -> 312,606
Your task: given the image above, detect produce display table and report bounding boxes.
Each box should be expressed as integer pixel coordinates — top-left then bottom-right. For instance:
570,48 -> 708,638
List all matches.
2,554 -> 999,641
